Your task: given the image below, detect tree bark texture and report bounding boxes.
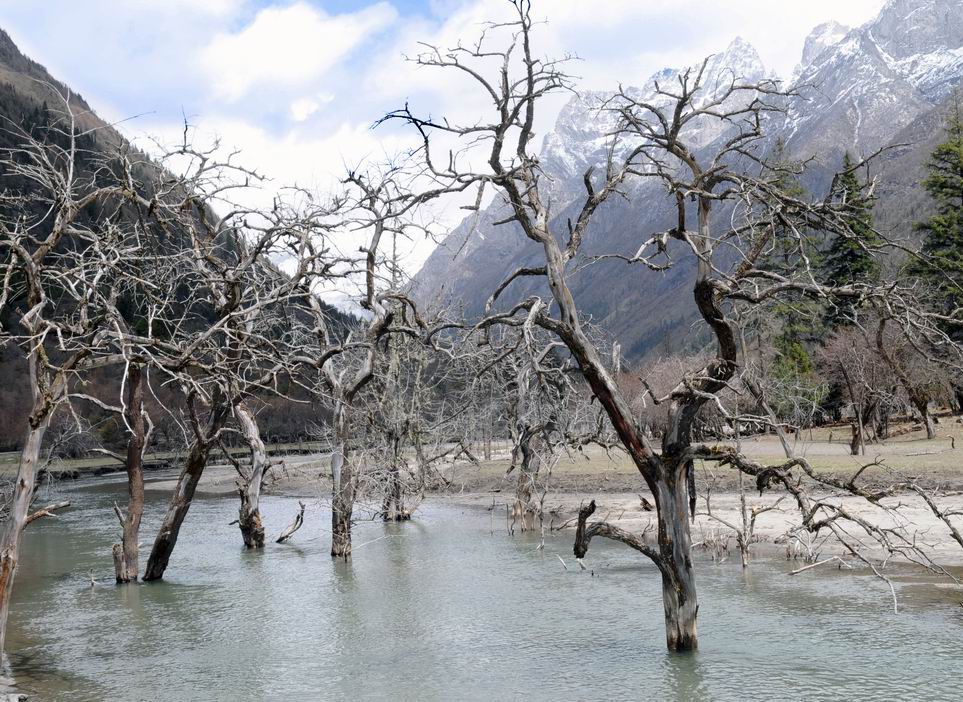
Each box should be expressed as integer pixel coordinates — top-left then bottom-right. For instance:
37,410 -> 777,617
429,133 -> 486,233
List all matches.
0,416 -> 50,656
512,431 -> 540,532
143,403 -> 228,581
235,402 -> 267,548
114,364 -> 146,582
654,469 -> 699,651
330,402 -> 354,558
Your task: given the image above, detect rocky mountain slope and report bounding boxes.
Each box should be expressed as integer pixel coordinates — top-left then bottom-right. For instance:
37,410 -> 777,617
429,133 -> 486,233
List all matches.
413,0 -> 963,361
0,30 -> 350,451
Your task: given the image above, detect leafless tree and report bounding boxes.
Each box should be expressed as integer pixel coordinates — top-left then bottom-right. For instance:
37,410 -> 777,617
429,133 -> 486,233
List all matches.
71,360 -> 152,583
0,96 -> 138,652
817,326 -> 895,455
875,316 -> 950,440
60,130 -> 344,577
290,164 -> 435,557
489,319 -> 610,534
383,1 -> 962,650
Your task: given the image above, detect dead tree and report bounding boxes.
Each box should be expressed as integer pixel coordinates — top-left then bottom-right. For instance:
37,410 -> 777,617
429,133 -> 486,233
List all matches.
818,327 -> 894,454
81,136 -> 340,575
114,363 -> 148,582
494,318 -> 604,534
356,321 -> 463,522
0,97 -> 148,652
384,1 -> 953,650
292,166 -> 429,557
875,317 -> 948,440
73,360 -> 152,583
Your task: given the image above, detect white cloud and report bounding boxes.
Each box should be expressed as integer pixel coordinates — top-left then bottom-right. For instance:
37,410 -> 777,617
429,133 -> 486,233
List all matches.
126,0 -> 240,16
202,1 -> 397,101
0,0 -> 890,276
290,93 -> 334,122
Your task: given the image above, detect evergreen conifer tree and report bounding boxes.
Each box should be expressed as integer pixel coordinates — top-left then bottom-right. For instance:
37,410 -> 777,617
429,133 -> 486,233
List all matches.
912,97 -> 963,333
821,151 -> 881,328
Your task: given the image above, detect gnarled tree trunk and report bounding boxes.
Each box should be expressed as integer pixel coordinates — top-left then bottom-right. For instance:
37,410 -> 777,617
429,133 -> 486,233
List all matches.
330,402 -> 353,558
913,396 -> 937,440
0,411 -> 51,655
512,430 -> 540,532
142,440 -> 211,581
654,468 -> 698,651
114,364 -> 146,583
143,401 -> 227,581
235,402 -> 267,548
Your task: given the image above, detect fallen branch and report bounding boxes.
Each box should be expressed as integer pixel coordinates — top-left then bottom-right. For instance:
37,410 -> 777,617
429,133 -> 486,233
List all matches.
275,501 -> 306,543
788,556 -> 852,575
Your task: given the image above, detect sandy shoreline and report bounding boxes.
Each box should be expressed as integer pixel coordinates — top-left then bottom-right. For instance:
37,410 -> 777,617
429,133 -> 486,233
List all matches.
126,425 -> 963,570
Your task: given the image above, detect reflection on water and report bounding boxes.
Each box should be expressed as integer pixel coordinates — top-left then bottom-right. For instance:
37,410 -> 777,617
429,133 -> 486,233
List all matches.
8,477 -> 963,701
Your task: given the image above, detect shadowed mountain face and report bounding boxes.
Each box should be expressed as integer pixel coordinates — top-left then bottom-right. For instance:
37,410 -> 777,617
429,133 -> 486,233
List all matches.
0,30 -> 352,452
0,28 -> 119,451
413,0 -> 963,362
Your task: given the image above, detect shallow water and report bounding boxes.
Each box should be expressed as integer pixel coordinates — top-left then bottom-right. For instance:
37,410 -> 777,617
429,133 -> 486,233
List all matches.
7,477 -> 963,701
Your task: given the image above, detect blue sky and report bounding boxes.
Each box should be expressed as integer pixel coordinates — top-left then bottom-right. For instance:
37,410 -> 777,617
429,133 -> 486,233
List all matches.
0,0 -> 887,272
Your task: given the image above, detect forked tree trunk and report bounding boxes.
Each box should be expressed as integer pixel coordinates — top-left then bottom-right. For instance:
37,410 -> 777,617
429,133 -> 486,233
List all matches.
0,411 -> 51,656
330,403 -> 353,558
850,423 -> 862,456
654,467 -> 698,651
114,364 -> 146,582
235,402 -> 267,548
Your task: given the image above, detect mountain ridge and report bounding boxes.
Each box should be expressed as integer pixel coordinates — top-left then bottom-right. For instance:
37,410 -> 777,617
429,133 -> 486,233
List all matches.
412,0 -> 963,361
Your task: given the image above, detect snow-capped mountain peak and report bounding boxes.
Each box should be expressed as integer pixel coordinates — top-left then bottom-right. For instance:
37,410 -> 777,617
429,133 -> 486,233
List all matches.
540,37 -> 767,179
792,21 -> 851,81
415,0 -> 963,361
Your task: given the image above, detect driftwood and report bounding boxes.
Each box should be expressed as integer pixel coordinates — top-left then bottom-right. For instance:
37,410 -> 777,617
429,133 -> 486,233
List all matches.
275,501 -> 306,543
23,501 -> 70,528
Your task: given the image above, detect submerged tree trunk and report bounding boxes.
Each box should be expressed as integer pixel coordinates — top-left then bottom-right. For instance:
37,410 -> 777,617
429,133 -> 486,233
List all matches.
330,402 -> 353,558
512,432 -> 540,532
114,364 -> 146,583
382,433 -> 406,521
143,440 -> 211,580
143,402 -> 227,581
573,472 -> 699,653
654,466 -> 698,651
235,402 -> 267,548
0,412 -> 51,656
